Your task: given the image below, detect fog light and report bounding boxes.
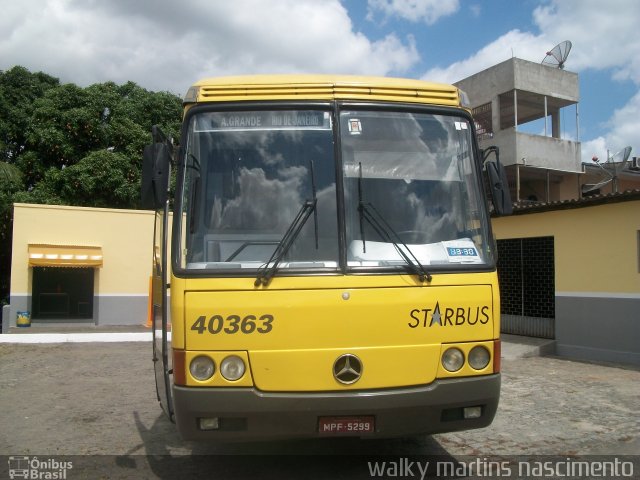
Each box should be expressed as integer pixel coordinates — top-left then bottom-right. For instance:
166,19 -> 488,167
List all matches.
442,347 -> 464,372
468,345 -> 491,370
190,355 -> 215,381
220,355 -> 246,381
199,417 -> 220,430
464,406 -> 482,419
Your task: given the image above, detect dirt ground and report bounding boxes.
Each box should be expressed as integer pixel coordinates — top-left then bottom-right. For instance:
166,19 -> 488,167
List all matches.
0,341 -> 638,478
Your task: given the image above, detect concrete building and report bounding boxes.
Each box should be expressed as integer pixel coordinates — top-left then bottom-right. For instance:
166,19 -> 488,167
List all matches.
6,203 -> 153,330
581,156 -> 640,196
492,191 -> 640,366
455,56 -> 640,201
455,57 -> 582,203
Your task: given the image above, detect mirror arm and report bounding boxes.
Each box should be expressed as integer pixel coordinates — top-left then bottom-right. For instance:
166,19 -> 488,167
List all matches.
482,145 -> 513,216
482,145 -> 500,167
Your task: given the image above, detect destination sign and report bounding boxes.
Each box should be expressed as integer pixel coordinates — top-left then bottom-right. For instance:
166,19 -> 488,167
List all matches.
196,111 -> 331,131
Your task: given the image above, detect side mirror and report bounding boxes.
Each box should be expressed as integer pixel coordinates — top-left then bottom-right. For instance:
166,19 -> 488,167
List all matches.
483,146 -> 513,216
141,127 -> 172,209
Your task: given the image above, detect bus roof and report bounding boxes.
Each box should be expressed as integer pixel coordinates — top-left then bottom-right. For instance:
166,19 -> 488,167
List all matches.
184,74 -> 463,107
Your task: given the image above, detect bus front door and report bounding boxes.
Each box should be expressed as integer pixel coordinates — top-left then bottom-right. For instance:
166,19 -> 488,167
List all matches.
151,202 -> 174,421
142,128 -> 175,422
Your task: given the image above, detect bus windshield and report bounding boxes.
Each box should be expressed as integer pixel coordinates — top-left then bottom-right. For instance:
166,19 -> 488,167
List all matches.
179,109 -> 339,270
341,110 -> 491,269
178,107 -> 492,273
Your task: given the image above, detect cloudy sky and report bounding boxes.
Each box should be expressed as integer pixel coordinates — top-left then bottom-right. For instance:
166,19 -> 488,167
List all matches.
1,0 -> 638,163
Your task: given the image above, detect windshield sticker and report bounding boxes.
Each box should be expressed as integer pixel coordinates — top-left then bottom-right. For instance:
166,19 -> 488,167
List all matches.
348,118 -> 362,135
442,239 -> 482,263
454,121 -> 468,131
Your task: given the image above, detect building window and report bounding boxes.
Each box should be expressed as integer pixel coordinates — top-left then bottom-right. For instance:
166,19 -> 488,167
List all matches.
32,267 -> 94,320
472,102 -> 493,142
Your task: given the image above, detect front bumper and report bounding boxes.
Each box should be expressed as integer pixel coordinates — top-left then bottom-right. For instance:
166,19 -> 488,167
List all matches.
173,374 -> 500,441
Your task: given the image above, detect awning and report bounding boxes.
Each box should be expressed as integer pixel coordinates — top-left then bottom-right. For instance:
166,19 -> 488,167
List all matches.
28,244 -> 103,268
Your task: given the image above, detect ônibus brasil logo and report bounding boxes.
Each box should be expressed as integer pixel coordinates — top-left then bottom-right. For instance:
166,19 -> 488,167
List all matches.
8,456 -> 73,479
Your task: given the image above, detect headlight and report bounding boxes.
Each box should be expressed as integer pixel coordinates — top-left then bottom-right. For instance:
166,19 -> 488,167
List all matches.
220,355 -> 246,381
468,345 -> 491,370
190,355 -> 215,381
442,348 -> 465,372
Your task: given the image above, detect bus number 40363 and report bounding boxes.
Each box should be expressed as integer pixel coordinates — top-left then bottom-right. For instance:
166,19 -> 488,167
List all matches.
190,314 -> 275,335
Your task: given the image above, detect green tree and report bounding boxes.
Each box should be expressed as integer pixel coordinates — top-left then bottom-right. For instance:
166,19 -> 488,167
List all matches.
0,66 -> 183,307
59,150 -> 139,208
0,66 -> 59,165
0,162 -> 22,183
0,163 -> 24,306
17,79 -> 182,203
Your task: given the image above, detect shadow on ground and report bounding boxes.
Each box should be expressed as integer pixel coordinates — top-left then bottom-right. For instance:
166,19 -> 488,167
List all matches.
111,410 -> 460,479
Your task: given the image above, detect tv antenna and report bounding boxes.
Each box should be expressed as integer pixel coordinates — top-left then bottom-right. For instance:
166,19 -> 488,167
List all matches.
581,146 -> 632,194
542,40 -> 572,69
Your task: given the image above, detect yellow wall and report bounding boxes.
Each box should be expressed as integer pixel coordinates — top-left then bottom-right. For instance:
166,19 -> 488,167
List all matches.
11,203 -> 154,296
492,199 -> 640,294
14,200 -> 638,296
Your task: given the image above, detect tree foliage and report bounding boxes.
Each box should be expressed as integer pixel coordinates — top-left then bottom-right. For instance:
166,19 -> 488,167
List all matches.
0,66 -> 60,164
0,66 -> 183,304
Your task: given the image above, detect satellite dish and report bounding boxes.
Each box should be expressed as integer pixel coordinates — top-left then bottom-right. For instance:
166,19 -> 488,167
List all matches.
581,146 -> 633,194
610,146 -> 632,165
542,40 -> 572,69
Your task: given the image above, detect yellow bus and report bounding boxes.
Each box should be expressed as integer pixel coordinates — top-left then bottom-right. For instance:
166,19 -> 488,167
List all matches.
142,75 -> 512,441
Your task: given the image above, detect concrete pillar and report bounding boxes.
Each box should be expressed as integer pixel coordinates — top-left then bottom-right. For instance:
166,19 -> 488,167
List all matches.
551,110 -> 561,138
514,90 -> 518,131
491,97 -> 500,134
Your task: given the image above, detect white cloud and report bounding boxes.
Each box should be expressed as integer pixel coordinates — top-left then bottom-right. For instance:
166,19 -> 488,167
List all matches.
419,0 -> 640,163
420,0 -> 640,84
582,91 -> 640,163
580,137 -> 608,164
532,0 -> 640,84
367,0 -> 459,25
535,0 -> 640,162
420,29 -> 543,84
1,0 -> 636,158
0,0 -> 419,95
604,92 -> 640,150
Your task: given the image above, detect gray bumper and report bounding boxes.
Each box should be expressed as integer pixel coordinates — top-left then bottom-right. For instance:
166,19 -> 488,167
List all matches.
173,374 -> 500,441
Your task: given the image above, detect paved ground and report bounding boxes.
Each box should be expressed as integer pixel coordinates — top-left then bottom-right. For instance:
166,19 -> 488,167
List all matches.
0,333 -> 638,478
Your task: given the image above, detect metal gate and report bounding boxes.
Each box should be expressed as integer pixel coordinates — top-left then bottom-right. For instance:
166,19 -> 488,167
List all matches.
497,237 -> 555,339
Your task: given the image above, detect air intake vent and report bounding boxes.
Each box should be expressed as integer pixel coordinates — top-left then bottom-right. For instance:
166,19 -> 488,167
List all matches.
195,77 -> 459,106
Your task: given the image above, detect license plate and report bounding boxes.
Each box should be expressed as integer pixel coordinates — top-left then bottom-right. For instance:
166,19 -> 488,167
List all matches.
318,416 -> 375,435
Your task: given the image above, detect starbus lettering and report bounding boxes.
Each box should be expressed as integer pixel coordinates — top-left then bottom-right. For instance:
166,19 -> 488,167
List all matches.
408,302 -> 490,329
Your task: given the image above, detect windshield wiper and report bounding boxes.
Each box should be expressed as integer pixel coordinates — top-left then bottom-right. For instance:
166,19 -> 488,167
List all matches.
255,161 -> 319,286
357,163 -> 432,283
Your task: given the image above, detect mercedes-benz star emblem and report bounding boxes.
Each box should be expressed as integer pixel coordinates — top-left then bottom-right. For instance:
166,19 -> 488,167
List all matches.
333,354 -> 363,385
